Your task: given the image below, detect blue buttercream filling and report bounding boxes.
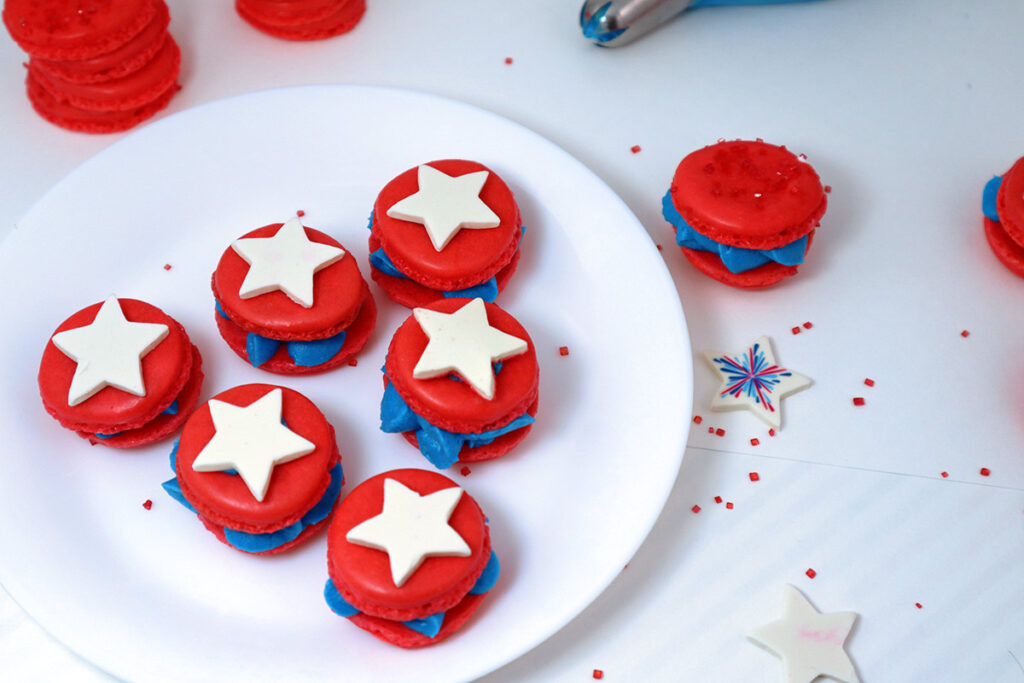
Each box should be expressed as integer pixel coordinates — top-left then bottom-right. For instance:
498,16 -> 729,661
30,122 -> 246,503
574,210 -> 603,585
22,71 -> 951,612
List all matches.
380,376 -> 535,470
323,550 -> 500,638
661,191 -> 808,273
162,438 -> 344,553
93,398 -> 181,438
984,176 -> 1003,222
216,299 -> 347,368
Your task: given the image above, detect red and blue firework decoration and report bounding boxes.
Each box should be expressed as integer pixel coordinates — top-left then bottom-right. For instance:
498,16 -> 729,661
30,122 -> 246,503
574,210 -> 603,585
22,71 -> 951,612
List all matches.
710,341 -> 791,414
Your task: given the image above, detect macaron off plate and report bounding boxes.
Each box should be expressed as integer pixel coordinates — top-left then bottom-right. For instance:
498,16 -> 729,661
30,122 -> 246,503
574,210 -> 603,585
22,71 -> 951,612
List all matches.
212,217 -> 376,374
982,155 -> 1024,277
38,296 -> 203,447
380,297 -> 540,469
323,469 -> 500,648
162,384 -> 343,554
663,139 -> 827,289
369,159 -> 525,307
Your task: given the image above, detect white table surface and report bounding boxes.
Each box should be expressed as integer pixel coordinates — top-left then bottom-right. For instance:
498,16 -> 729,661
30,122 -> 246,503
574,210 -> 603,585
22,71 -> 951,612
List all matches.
3,1 -> 1024,681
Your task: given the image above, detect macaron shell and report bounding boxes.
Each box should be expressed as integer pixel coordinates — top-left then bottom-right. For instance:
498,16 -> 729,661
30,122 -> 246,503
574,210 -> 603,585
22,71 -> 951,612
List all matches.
29,35 -> 180,112
996,157 -> 1024,247
385,298 -> 539,433
199,502 -> 337,555
237,0 -> 348,27
3,0 -> 156,61
77,344 -> 203,448
235,0 -> 365,40
984,217 -> 1024,279
38,298 -> 191,433
215,290 -> 377,375
25,71 -> 177,133
670,140 -> 826,250
346,592 -> 487,648
368,230 -> 522,308
402,397 -> 539,463
372,160 -> 522,290
31,0 -> 170,84
213,225 -> 367,340
327,469 -> 490,621
175,384 -> 337,532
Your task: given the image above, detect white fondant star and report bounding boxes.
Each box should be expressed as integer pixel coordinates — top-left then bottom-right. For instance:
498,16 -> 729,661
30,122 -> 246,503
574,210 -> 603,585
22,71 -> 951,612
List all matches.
386,164 -> 500,251
703,336 -> 810,429
412,297 -> 528,400
346,478 -> 470,587
231,217 -> 345,308
191,388 -> 315,502
748,585 -> 860,683
51,296 -> 169,407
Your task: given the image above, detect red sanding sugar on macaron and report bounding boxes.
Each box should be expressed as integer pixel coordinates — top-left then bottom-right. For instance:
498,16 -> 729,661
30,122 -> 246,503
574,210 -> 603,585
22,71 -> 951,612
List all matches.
380,297 -> 539,469
662,139 -> 827,289
368,159 -> 525,308
212,217 -> 377,375
38,296 -> 203,448
235,0 -> 365,41
982,155 -> 1024,278
161,384 -> 343,554
323,468 -> 499,648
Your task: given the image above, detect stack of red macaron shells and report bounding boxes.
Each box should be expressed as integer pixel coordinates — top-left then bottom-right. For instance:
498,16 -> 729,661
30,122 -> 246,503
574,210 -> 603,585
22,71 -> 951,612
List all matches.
984,156 -> 1024,277
236,0 -> 366,41
3,0 -> 181,133
37,297 -> 203,448
668,139 -> 827,289
370,159 -> 525,308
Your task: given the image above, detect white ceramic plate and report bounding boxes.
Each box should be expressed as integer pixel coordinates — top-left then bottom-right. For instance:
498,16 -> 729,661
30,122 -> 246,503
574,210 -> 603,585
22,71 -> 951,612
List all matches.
0,85 -> 690,682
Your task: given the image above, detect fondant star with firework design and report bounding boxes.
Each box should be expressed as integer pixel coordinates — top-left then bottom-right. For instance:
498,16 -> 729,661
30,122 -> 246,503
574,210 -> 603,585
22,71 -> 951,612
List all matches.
703,336 -> 810,429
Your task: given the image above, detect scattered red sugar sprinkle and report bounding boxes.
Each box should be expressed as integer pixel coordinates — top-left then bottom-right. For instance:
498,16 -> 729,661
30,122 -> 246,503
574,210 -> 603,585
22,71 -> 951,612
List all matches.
691,505 -> 701,514
750,438 -> 760,446
802,322 -> 813,329
749,472 -> 760,481
768,428 -> 776,437
558,346 -> 570,356
915,603 -> 923,609
853,397 -> 865,406
142,500 -> 153,510
656,244 -> 663,251
864,378 -> 875,387
980,467 -> 991,477
715,428 -> 725,437
714,496 -> 722,504
708,426 -> 714,433
791,326 -> 801,335
630,145 -> 642,154
961,330 -> 970,338
504,57 -> 513,65
941,471 -> 949,478
824,185 -> 833,193
163,264 -> 172,271
806,568 -> 817,579
593,671 -> 604,680
460,466 -> 471,476
296,210 -> 305,217
725,502 -> 734,510
347,359 -> 358,367
693,415 -> 703,424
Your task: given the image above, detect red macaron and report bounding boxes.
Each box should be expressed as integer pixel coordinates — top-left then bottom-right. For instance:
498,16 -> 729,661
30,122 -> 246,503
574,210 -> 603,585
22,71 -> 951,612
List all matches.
236,0 -> 365,41
3,0 -> 157,62
324,468 -> 499,648
163,384 -> 343,554
38,296 -> 203,448
983,155 -> 1024,278
212,217 -> 377,374
369,159 -> 525,308
663,139 -> 827,289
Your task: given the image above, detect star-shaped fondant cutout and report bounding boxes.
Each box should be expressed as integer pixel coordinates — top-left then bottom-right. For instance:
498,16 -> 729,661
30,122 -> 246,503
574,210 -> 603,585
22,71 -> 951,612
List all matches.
412,297 -> 528,400
231,217 -> 345,308
748,585 -> 860,683
51,296 -> 169,406
703,336 -> 810,429
346,478 -> 470,587
191,388 -> 315,502
386,165 -> 501,251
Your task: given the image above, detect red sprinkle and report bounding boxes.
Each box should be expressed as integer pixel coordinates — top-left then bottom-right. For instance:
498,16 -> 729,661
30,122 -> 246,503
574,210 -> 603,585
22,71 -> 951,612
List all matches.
693,415 -> 703,424
802,322 -> 813,329
559,346 -> 570,356
630,145 -> 642,154
142,500 -> 153,510
750,438 -> 760,446
347,359 -> 358,367
824,185 -> 833,193
691,505 -> 701,514
296,210 -> 305,217
656,244 -> 663,251
853,397 -> 865,406
941,471 -> 949,478
504,57 -> 513,65
915,603 -> 923,609
768,428 -> 776,437
791,326 -> 801,335
806,568 -> 817,579
980,467 -> 991,476
864,378 -> 875,387
715,428 -> 725,437
459,466 -> 471,476
163,264 -> 172,271
961,330 -> 970,338
708,427 -> 714,434
714,496 -> 722,504
593,671 -> 604,680
749,472 -> 760,481
725,502 -> 734,510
